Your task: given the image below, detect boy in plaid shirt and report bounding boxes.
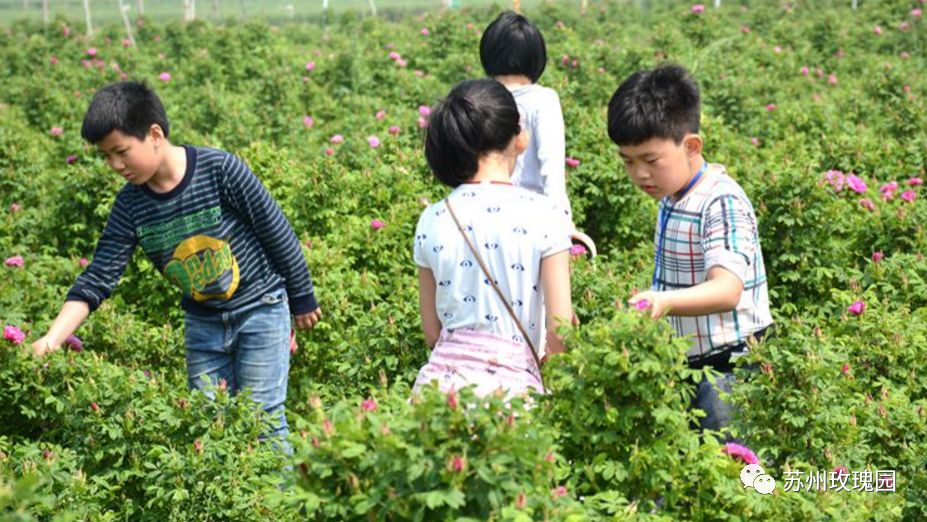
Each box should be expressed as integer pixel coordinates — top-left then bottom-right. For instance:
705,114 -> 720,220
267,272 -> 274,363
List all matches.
607,64 -> 773,441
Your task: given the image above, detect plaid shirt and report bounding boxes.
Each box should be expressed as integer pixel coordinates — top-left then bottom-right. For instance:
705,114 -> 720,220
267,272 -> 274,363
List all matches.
651,163 -> 773,361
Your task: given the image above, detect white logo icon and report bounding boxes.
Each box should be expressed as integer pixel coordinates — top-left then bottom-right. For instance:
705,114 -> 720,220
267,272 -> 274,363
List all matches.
741,464 -> 776,495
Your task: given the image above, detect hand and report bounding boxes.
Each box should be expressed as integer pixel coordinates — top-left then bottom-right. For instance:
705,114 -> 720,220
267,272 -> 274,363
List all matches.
629,291 -> 670,319
31,335 -> 60,358
294,307 -> 322,330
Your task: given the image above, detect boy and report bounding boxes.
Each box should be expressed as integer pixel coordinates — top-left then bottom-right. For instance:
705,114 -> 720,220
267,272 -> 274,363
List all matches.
608,64 -> 773,441
31,81 -> 321,447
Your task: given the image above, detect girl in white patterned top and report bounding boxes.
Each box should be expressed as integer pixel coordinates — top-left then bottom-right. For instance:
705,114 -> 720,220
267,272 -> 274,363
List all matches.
412,79 -> 574,398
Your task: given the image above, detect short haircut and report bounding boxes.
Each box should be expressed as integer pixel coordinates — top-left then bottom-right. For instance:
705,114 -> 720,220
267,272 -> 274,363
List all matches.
480,11 -> 547,83
606,63 -> 700,146
81,81 -> 170,144
424,79 -> 521,188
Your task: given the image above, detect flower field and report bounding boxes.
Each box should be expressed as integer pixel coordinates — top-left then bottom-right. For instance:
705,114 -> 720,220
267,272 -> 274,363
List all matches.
1,0 -> 926,519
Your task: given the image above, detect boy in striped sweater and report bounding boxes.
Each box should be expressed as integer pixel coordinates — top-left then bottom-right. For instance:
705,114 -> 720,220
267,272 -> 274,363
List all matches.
608,65 -> 773,441
32,81 -> 321,448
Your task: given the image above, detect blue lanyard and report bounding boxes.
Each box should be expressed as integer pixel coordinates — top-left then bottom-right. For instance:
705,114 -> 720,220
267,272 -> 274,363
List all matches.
652,162 -> 708,288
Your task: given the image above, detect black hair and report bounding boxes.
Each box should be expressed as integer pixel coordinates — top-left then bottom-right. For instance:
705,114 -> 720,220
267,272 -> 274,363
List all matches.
479,11 -> 547,83
81,81 -> 170,144
424,79 -> 521,188
606,63 -> 700,146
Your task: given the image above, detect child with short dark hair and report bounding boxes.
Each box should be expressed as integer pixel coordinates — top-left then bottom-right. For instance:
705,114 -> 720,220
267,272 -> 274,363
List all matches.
480,11 -> 571,217
413,78 -> 574,398
608,64 -> 773,440
32,80 -> 322,448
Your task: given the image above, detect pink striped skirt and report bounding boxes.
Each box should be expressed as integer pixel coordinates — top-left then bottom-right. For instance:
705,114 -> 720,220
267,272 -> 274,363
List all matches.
412,328 -> 544,399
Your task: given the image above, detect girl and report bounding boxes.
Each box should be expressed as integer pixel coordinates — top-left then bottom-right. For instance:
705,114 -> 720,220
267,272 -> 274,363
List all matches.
412,79 -> 574,398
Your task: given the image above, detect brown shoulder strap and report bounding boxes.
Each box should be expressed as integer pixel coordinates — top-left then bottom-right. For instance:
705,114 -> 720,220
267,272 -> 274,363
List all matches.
444,198 -> 543,373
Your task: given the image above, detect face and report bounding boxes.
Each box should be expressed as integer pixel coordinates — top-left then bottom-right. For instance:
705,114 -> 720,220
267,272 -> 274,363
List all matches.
618,135 -> 702,200
97,127 -> 163,185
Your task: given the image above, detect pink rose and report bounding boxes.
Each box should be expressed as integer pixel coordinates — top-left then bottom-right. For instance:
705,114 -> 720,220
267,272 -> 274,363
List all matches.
773,46 -> 782,54
901,189 -> 917,203
741,25 -> 750,34
367,135 -> 380,148
691,4 -> 705,14
375,110 -> 386,120
158,72 -> 171,82
846,174 -> 867,194
66,335 -> 83,352
361,397 -> 378,412
552,485 -> 568,498
874,25 -> 883,35
899,21 -> 910,32
66,155 -> 78,165
388,125 -> 400,135
9,203 -> 20,213
722,442 -> 759,465
417,116 -> 428,129
800,66 -> 809,76
50,55 -> 58,65
418,105 -> 431,117
569,244 -> 587,256
395,58 -> 407,68
4,256 -> 24,268
324,147 -> 334,156
3,325 -> 25,344
305,61 -> 315,71
634,299 -> 650,311
879,181 -> 898,200
86,47 -> 97,56
388,51 -> 401,61
79,257 -> 89,267
912,8 -> 922,17
766,103 -> 776,111
302,115 -> 314,128
858,198 -> 876,211
420,27 -> 430,36
828,74 -> 838,86
330,134 -> 344,144
847,300 -> 866,316
565,157 -> 581,168
907,177 -> 923,186
50,127 -> 63,137
370,218 -> 385,230
750,137 -> 760,146
872,251 -> 884,263
450,454 -> 465,472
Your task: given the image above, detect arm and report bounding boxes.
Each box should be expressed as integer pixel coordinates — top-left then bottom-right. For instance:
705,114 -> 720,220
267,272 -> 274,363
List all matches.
540,250 -> 573,355
631,193 -> 755,318
31,301 -> 90,356
32,198 -> 137,355
418,266 -> 441,348
535,91 -> 571,218
630,266 -> 743,319
222,153 -> 320,329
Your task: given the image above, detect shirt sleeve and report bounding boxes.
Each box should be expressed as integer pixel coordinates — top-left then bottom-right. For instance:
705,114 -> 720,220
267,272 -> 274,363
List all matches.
535,89 -> 571,218
221,152 -> 318,315
700,194 -> 758,285
65,195 -> 138,312
539,199 -> 573,258
413,209 -> 432,268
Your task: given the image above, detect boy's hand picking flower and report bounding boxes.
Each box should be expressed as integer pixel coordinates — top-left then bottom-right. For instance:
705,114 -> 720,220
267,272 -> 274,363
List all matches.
629,291 -> 668,319
295,307 -> 323,330
31,336 -> 61,357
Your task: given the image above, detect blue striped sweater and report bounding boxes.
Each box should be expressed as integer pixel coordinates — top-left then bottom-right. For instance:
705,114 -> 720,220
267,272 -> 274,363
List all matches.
67,146 -> 318,316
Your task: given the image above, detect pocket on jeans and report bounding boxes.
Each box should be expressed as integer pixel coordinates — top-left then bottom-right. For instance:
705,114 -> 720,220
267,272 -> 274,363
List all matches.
260,289 -> 288,306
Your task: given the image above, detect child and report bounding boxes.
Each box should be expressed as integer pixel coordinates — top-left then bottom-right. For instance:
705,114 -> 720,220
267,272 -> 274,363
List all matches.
31,81 -> 321,447
479,11 -> 573,220
412,79 -> 574,398
608,65 -> 773,441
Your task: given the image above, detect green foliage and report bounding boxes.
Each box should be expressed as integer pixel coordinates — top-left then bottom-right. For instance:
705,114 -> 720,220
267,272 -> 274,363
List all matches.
1,0 -> 925,519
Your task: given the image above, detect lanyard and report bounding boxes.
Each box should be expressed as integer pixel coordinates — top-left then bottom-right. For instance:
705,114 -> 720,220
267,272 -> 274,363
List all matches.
652,162 -> 708,289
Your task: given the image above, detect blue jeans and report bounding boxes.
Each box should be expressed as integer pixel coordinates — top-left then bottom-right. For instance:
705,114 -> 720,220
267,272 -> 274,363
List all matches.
184,288 -> 291,451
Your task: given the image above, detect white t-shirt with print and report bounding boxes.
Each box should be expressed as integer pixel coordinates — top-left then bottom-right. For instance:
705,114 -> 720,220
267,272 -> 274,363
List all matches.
413,182 -> 572,353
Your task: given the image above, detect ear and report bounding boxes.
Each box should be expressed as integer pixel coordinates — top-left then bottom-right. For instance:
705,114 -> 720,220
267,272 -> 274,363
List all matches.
148,124 -> 165,148
683,134 -> 703,157
512,127 -> 529,155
